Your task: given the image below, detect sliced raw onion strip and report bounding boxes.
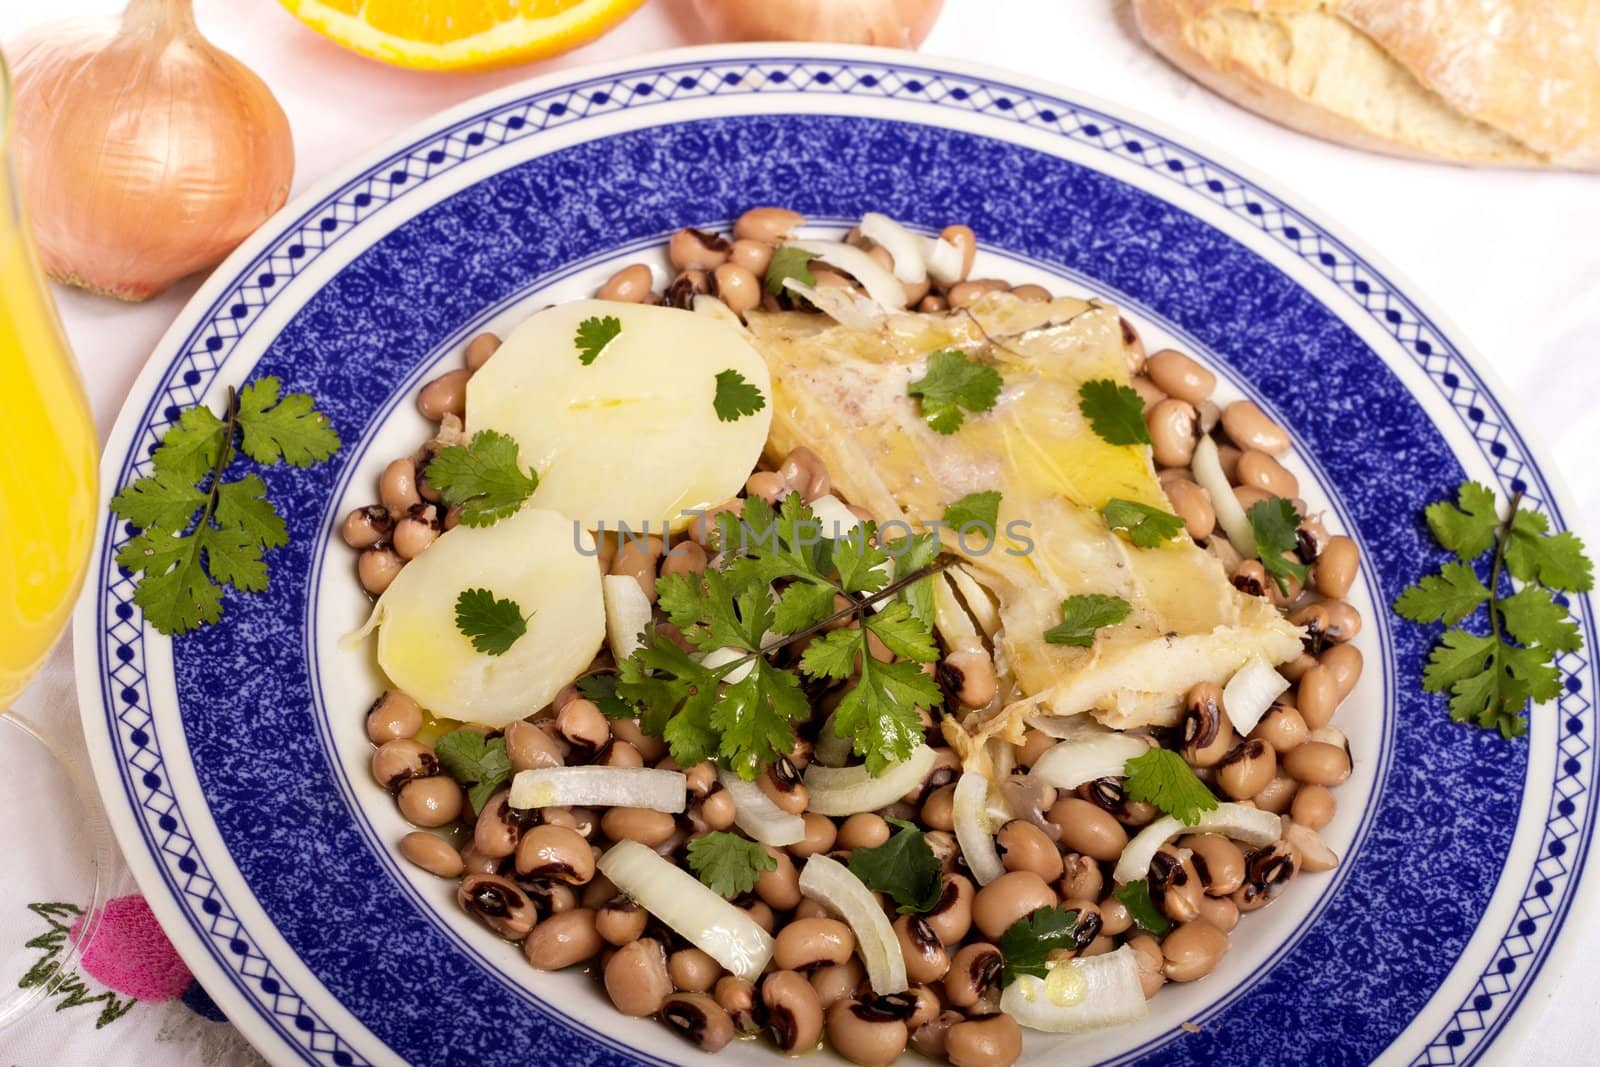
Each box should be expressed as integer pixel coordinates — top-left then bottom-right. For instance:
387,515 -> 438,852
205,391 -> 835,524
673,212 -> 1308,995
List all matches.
509,766 -> 685,813
1222,655 -> 1290,736
859,212 -> 928,283
783,279 -> 890,330
786,239 -> 908,309
598,839 -> 774,981
812,711 -> 851,768
1029,733 -> 1151,791
700,645 -> 756,684
717,768 -> 805,846
601,574 -> 651,662
798,852 -> 908,994
999,946 -> 1149,1033
1192,435 -> 1254,558
804,745 -> 937,816
924,236 -> 964,286
953,770 -> 1007,885
1113,803 -> 1283,885
808,493 -> 865,540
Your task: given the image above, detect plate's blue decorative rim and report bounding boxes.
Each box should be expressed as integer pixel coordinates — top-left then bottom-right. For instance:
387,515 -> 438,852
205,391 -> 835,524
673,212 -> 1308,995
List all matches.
80,49 -> 1595,1067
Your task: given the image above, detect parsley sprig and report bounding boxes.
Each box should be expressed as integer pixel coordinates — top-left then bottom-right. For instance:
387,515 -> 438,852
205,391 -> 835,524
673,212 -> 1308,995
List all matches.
907,349 -> 1002,434
1395,483 -> 1592,737
111,379 -> 339,636
687,831 -> 776,898
611,495 -> 948,778
426,430 -> 539,528
1122,748 -> 1218,824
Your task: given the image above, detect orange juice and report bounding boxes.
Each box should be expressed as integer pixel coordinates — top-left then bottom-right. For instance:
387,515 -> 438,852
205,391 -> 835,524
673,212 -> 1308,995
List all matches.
0,130 -> 97,706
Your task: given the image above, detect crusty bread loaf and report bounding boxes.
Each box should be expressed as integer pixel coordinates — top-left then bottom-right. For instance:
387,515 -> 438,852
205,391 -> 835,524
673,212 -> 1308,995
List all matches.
1132,0 -> 1600,169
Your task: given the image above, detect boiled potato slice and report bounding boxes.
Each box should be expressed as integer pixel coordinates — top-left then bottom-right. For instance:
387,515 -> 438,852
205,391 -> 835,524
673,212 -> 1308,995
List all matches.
368,507 -> 603,728
467,299 -> 772,531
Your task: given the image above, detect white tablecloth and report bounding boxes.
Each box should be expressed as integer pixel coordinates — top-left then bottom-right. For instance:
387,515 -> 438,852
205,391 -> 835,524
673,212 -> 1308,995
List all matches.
5,1 -> 1597,1063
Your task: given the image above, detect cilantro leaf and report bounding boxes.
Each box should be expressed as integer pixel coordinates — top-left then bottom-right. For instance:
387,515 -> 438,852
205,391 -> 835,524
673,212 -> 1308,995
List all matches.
1498,586 -> 1582,654
773,581 -> 838,634
454,587 -> 530,656
109,384 -> 337,636
798,627 -> 862,681
234,377 -> 341,467
425,430 -> 540,527
1425,481 -> 1500,561
1122,748 -> 1219,824
998,906 -> 1085,984
865,601 -> 941,662
577,674 -> 636,719
943,491 -> 1002,537
832,525 -> 890,596
890,529 -> 940,628
1043,594 -> 1132,647
1247,498 -> 1310,594
1077,378 -> 1151,446
435,729 -> 513,814
1112,880 -> 1171,936
1505,508 -> 1594,592
687,832 -> 777,898
713,369 -> 766,423
1100,498 -> 1185,548
848,819 -> 942,913
712,659 -> 809,779
1395,562 -> 1490,626
907,349 -> 1002,434
765,245 -> 816,296
828,655 -> 942,774
575,315 -> 622,365
1420,629 -> 1499,694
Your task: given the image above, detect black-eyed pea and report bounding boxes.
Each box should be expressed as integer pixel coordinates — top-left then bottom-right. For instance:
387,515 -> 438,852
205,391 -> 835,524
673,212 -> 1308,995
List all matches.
946,1013 -> 1023,1067
1149,847 -> 1203,924
947,278 -> 1007,308
918,293 -> 949,313
595,899 -> 647,945
417,369 -> 470,421
925,873 -> 975,945
742,898 -> 775,933
730,238 -> 773,276
668,947 -> 722,992
503,720 -> 565,772
715,974 -> 760,1032
556,698 -> 609,755
1049,797 -> 1128,862
1290,783 -> 1336,830
904,985 -> 941,1030
920,784 -> 956,831
1216,739 -> 1277,800
938,224 -> 977,280
458,844 -> 499,877
1098,893 -> 1132,937
792,812 -> 838,858
944,943 -> 1002,1008
1180,681 -> 1234,767
758,755 -> 808,814
1126,933 -> 1166,998
809,957 -> 867,1008
755,846 -> 803,911
371,738 -> 438,792
911,1010 -> 965,1059
1130,375 -> 1165,413
1236,449 -> 1299,498
399,831 -> 462,877
1058,853 -> 1104,902
464,331 -> 501,370
661,991 -> 735,1052
1009,283 -> 1050,302
365,689 -> 422,743
473,790 -> 522,858
1161,918 -> 1229,982
457,874 -> 537,940
745,470 -> 789,505
397,776 -> 462,827
600,806 -> 677,846
391,514 -> 438,559
837,812 -> 891,851
1252,774 -> 1300,815
669,227 -> 731,271
762,969 -> 825,1052
712,262 -> 761,314
358,546 -> 404,595
1017,729 -> 1055,769
893,914 -> 949,983
700,787 -> 736,831
1295,664 -> 1341,730
734,207 -> 803,244
1145,349 -> 1217,405
972,871 -> 1057,940
1321,642 -> 1364,700
778,446 -> 832,503
515,824 -> 595,884
597,263 -> 653,303
996,820 -> 1064,882
1284,819 -> 1340,872
523,908 -> 601,970
605,937 -> 672,1016
610,535 -> 663,602
379,457 -> 420,516
1197,893 -> 1240,933
774,917 -> 856,971
1282,741 -> 1352,786
1234,485 -> 1273,512
1165,477 -> 1216,541
342,505 -> 393,549
1221,401 -> 1290,455
610,717 -> 666,762
1251,703 -> 1309,754
794,898 -> 831,920
659,539 -> 708,579
1147,398 -> 1199,467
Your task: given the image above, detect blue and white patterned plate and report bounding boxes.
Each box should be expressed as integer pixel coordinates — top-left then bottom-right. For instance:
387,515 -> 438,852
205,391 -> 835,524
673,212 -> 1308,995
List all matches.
74,45 -> 1595,1067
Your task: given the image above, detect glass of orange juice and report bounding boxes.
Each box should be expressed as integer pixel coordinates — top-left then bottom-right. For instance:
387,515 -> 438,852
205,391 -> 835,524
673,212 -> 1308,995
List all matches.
0,58 -> 97,709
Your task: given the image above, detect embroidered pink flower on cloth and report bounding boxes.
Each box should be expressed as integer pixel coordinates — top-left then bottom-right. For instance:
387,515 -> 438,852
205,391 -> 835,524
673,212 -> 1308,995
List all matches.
70,894 -> 194,1001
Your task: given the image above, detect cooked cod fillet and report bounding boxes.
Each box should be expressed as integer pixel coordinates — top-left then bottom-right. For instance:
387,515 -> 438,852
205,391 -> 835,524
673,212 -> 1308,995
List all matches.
746,293 -> 1302,741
